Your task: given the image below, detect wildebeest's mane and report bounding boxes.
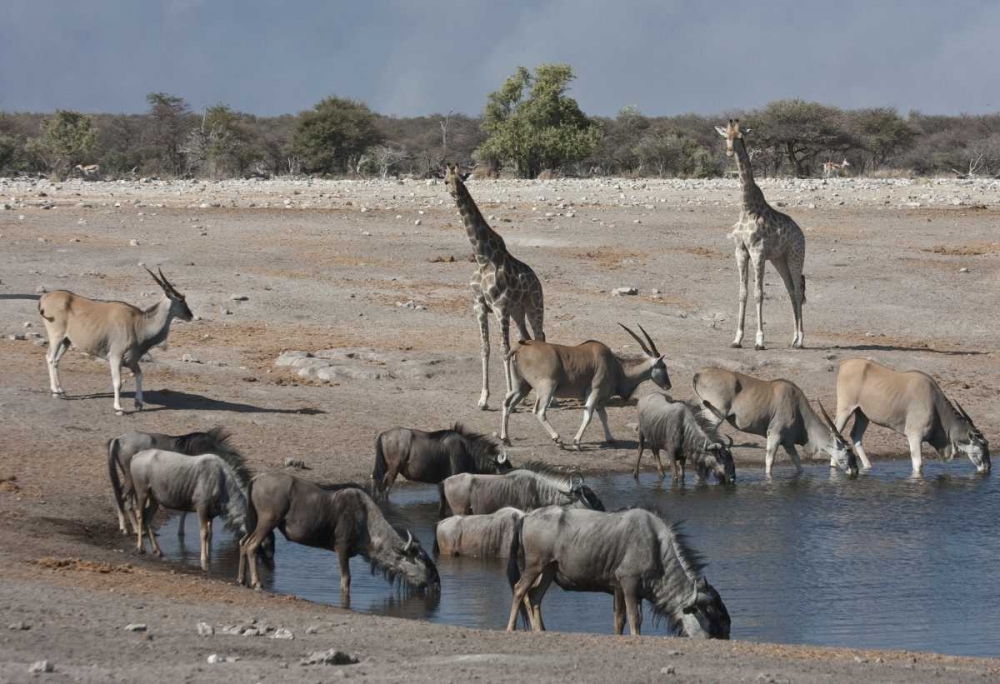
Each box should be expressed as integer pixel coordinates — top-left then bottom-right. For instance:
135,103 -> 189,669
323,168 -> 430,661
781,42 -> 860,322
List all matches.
685,400 -> 726,444
448,422 -> 502,461
173,427 -> 252,488
515,460 -> 577,490
314,480 -> 369,493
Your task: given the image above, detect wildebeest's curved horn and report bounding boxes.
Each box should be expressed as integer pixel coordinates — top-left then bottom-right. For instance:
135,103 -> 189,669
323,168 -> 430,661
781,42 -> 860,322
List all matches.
497,451 -> 509,465
817,401 -> 839,433
570,473 -> 584,491
403,530 -> 413,553
618,323 -> 651,356
636,323 -> 660,357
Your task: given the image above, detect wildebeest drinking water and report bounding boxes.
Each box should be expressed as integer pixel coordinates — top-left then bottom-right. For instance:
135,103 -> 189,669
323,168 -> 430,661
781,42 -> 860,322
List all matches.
108,427 -> 250,535
237,472 -> 440,597
435,507 -> 525,559
506,506 -> 730,638
130,449 -> 263,572
442,465 -> 605,516
371,424 -> 512,516
635,394 -> 735,484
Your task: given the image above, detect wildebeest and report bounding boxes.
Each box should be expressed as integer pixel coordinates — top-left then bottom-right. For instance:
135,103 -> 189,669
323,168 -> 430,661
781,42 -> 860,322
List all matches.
237,472 -> 440,597
506,506 -> 730,638
635,393 -> 735,484
834,358 -> 990,475
435,507 -> 524,559
38,266 -> 193,414
500,324 -> 671,449
130,450 -> 256,571
108,427 -> 247,534
442,465 -> 605,516
371,424 -> 512,515
693,367 -> 858,478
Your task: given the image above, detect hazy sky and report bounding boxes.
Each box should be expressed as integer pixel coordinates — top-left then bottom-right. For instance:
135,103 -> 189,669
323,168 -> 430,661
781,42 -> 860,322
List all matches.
1,0 -> 998,117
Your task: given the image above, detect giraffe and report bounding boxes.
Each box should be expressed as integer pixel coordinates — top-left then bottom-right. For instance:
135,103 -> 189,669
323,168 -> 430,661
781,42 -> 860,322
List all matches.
715,119 -> 806,350
443,164 -> 545,410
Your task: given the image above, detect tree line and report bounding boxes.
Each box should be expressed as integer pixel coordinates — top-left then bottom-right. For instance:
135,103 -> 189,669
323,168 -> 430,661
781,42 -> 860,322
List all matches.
2,64 -> 999,181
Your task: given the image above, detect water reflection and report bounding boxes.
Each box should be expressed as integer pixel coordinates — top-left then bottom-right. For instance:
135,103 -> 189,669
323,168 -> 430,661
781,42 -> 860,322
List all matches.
156,460 -> 999,657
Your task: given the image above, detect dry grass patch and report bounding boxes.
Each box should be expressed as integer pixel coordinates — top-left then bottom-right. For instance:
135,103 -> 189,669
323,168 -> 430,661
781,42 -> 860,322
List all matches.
924,242 -> 1000,256
33,557 -> 135,574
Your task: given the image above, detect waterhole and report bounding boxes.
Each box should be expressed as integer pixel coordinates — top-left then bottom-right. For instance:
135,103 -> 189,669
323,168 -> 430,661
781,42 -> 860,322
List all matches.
156,460 -> 999,657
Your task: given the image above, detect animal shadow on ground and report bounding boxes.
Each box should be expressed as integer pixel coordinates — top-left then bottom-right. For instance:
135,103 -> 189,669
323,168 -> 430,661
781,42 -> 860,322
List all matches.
822,343 -> 985,356
64,389 -> 325,415
0,293 -> 41,301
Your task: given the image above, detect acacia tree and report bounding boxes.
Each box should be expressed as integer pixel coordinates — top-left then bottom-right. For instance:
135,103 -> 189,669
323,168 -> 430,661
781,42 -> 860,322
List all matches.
39,110 -> 96,177
184,105 -> 262,178
292,96 -> 383,174
146,93 -> 192,176
476,64 -> 602,178
848,108 -> 916,171
756,100 -> 853,176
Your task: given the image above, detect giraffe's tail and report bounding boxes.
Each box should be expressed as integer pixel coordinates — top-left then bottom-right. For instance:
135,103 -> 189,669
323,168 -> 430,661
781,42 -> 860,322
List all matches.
801,274 -> 806,304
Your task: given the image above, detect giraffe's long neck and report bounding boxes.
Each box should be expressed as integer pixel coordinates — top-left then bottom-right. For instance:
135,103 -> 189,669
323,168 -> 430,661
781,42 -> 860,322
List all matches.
733,138 -> 767,214
452,180 -> 505,264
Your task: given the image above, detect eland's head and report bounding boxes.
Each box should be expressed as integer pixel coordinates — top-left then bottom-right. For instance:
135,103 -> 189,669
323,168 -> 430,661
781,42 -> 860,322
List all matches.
145,266 -> 193,322
818,401 -> 859,477
952,402 -> 990,473
619,323 -> 671,391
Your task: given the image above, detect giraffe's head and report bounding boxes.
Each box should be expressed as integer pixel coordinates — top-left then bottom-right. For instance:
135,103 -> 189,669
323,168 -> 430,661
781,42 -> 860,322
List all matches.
443,163 -> 463,200
714,119 -> 751,157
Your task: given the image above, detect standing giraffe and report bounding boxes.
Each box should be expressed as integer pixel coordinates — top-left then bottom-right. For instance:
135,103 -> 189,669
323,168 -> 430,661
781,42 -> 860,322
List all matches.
444,164 -> 545,410
715,119 -> 806,350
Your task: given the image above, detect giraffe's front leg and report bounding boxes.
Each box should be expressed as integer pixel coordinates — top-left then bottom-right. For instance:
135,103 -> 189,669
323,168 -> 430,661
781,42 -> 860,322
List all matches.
750,251 -> 766,350
732,242 -> 750,348
475,298 -> 491,410
496,308 -> 513,401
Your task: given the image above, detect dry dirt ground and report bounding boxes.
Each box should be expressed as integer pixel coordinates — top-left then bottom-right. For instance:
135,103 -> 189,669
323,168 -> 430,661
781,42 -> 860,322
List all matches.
0,175 -> 997,682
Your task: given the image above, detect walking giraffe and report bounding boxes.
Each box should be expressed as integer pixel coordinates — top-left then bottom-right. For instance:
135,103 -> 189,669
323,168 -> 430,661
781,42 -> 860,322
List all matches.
444,164 -> 545,410
715,119 -> 806,350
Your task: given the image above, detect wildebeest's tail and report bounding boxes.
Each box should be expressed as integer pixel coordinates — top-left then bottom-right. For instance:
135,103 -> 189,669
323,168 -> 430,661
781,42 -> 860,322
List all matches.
107,438 -> 127,525
371,432 -> 388,499
801,274 -> 807,305
243,476 -> 274,569
506,514 -> 530,629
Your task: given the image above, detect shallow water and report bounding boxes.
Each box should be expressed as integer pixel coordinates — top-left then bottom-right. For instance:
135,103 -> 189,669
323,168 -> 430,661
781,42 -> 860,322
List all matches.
157,460 -> 1000,657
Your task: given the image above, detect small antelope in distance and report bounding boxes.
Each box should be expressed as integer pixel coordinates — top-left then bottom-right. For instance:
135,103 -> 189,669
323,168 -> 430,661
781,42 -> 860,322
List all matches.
693,368 -> 858,478
38,266 -> 193,414
822,158 -> 851,178
834,358 -> 989,476
500,324 -> 671,449
74,164 -> 101,179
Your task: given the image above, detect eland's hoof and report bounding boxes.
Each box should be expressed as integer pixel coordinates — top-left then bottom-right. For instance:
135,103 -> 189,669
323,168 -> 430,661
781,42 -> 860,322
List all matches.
730,342 -> 742,349
134,401 -> 143,411
501,437 -> 512,446
754,343 -> 766,351
115,410 -> 125,416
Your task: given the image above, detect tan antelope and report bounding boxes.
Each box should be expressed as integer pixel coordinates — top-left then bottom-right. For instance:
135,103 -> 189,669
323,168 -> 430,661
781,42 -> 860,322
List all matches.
38,267 -> 193,414
500,324 -> 671,449
834,359 -> 989,475
822,158 -> 850,178
74,163 -> 101,179
692,368 -> 858,478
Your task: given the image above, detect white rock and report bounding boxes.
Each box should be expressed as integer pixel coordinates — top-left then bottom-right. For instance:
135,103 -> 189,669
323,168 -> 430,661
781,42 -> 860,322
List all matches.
124,623 -> 147,632
414,219 -> 421,226
28,661 -> 54,674
207,654 -> 239,664
612,287 -> 639,297
959,267 -> 969,273
271,628 -> 293,640
197,622 -> 214,636
129,239 -> 139,247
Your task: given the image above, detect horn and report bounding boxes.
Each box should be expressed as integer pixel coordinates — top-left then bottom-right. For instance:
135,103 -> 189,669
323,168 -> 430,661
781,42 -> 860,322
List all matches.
618,323 -> 651,355
817,401 -> 838,433
157,267 -> 178,295
701,400 -> 727,423
497,451 -> 509,465
954,401 -> 972,422
403,530 -> 413,553
143,265 -> 165,288
570,473 -> 584,491
726,434 -> 734,448
636,323 -> 660,356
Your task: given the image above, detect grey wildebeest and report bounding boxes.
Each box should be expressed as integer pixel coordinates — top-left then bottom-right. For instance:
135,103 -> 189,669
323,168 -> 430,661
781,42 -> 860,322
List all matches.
38,266 -> 193,414
693,368 -> 858,478
506,506 -> 730,638
237,472 -> 440,597
435,507 -> 524,559
442,465 -> 605,516
835,358 -> 990,475
371,424 -> 512,515
130,450 -> 254,572
635,394 -> 736,484
500,324 -> 671,449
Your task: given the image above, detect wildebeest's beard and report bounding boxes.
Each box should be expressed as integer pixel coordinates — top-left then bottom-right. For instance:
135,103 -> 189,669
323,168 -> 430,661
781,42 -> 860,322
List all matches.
679,581 -> 731,639
371,538 -> 440,595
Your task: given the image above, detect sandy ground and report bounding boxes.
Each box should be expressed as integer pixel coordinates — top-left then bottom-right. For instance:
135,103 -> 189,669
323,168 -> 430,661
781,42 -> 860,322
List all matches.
0,175 -> 997,682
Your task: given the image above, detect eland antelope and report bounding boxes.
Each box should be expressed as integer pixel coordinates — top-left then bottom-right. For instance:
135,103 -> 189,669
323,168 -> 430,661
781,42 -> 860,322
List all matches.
38,266 -> 193,414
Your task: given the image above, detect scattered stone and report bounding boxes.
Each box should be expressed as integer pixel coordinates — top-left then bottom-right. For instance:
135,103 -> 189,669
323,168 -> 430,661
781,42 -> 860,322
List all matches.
8,621 -> 30,630
197,622 -> 214,636
271,628 -> 294,640
28,661 -> 54,674
129,239 -> 139,247
8,333 -> 26,341
243,627 -> 264,637
305,626 -> 319,635
124,623 -> 147,633
221,308 -> 232,315
36,285 -> 48,294
230,294 -> 249,301
660,665 -> 676,675
283,459 -> 308,470
207,654 -> 239,664
612,287 -> 638,296
300,649 -> 359,667
181,354 -> 201,364
414,219 -> 421,226
959,267 -> 969,273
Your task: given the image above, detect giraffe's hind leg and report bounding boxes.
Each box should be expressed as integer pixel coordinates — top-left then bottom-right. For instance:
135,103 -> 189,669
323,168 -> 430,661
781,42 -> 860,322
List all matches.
772,256 -> 803,349
787,249 -> 806,348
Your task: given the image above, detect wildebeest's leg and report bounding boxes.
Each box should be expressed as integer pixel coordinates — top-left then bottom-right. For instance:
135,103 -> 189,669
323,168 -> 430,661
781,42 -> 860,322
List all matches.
634,432 -> 645,479
652,447 -> 666,479
532,384 -> 561,445
613,588 -> 626,635
134,487 -> 148,553
198,510 -> 211,572
109,355 -> 125,413
571,390 -> 600,449
239,514 -> 277,589
596,405 -> 614,444
128,361 -> 143,411
526,565 -> 555,632
337,546 -> 351,596
732,241 -> 750,348
46,336 -> 69,395
506,566 -> 543,632
143,498 -> 163,557
783,444 -> 804,475
622,578 -> 643,635
750,250 -> 767,350
177,511 -> 187,536
475,297 -> 491,410
382,466 -> 400,499
669,452 -> 679,482
849,411 -> 873,470
678,456 -> 687,483
764,432 -> 781,478
907,432 -> 924,476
